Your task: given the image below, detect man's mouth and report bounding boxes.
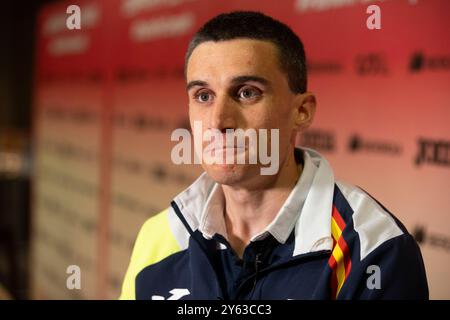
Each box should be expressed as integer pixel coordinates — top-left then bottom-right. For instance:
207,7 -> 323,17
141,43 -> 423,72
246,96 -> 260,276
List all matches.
203,145 -> 248,165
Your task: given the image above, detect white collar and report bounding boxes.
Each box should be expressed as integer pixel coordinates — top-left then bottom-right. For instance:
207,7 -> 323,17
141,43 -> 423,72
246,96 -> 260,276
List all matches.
199,149 -> 317,245
170,147 -> 335,256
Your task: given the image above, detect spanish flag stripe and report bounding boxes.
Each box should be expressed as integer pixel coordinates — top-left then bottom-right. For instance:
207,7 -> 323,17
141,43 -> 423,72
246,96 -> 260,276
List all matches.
332,244 -> 346,293
332,206 -> 346,230
328,251 -> 337,268
337,235 -> 352,278
328,253 -> 338,298
331,217 -> 342,241
328,205 -> 353,298
344,256 -> 352,278
337,233 -> 349,253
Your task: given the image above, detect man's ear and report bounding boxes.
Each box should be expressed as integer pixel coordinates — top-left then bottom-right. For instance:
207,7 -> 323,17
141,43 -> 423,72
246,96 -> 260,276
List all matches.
293,92 -> 316,130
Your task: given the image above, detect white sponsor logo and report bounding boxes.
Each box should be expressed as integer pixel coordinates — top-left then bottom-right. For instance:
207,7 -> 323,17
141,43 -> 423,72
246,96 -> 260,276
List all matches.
151,288 -> 191,300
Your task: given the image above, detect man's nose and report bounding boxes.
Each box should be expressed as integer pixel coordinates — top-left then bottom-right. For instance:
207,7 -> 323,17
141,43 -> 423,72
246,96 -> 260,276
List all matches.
208,95 -> 238,132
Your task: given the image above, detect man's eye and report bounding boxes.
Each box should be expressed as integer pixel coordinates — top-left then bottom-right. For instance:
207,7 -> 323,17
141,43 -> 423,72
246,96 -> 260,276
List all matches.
194,91 -> 212,103
238,87 -> 261,100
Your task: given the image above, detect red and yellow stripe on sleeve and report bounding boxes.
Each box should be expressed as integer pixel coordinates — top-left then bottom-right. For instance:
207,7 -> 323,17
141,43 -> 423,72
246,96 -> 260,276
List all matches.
328,205 -> 352,299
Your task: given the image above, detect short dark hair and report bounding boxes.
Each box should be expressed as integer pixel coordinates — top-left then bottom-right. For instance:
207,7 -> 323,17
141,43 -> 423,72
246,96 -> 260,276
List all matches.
185,11 -> 307,94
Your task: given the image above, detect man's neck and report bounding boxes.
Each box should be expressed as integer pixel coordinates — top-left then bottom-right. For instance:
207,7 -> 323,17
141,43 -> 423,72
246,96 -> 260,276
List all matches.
221,150 -> 302,257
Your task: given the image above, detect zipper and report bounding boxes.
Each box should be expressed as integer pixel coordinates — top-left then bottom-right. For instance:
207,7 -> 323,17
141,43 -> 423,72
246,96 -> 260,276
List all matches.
232,249 -> 331,300
248,253 -> 262,299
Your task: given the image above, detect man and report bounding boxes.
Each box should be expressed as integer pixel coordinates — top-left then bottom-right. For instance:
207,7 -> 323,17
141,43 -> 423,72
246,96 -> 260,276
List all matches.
120,11 -> 428,300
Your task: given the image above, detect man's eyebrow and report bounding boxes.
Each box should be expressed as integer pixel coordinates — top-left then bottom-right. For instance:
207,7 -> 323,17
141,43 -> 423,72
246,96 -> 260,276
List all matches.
186,80 -> 208,92
230,75 -> 270,86
186,75 -> 270,92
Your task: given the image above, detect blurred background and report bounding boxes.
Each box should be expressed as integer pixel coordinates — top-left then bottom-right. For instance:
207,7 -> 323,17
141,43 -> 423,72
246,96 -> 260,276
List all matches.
0,0 -> 449,300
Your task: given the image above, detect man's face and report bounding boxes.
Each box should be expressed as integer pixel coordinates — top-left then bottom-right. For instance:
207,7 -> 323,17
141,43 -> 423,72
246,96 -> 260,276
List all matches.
186,39 -> 308,187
